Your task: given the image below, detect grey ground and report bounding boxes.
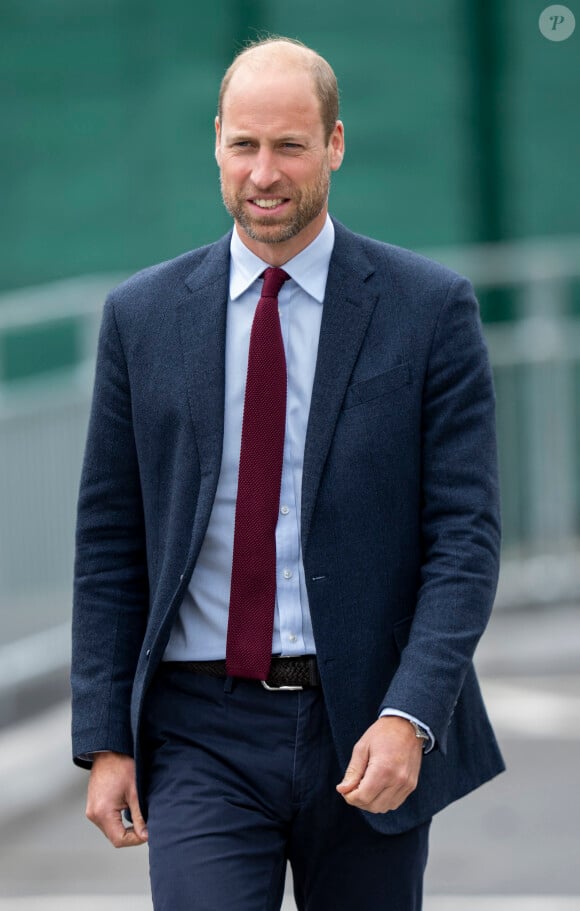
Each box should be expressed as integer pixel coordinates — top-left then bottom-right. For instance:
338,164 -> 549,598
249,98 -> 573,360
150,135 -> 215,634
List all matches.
0,603 -> 579,909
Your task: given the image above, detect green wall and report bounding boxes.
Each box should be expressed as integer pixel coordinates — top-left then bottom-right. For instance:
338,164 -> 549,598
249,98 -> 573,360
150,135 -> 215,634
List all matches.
1,1 -> 579,291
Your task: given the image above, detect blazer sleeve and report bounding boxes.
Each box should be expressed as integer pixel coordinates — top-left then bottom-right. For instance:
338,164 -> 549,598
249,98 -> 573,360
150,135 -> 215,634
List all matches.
71,295 -> 149,766
380,276 -> 501,752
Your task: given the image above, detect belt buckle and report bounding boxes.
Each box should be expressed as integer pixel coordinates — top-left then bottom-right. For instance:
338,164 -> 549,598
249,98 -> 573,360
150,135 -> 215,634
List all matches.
260,680 -> 303,692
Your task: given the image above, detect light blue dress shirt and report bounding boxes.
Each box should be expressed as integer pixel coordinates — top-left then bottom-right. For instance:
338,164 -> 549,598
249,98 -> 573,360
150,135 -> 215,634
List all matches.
165,217 -> 332,661
164,215 -> 434,750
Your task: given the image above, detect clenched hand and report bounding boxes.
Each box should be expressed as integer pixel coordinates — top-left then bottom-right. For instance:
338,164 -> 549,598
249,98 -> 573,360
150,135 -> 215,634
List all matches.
336,716 -> 423,813
86,751 -> 148,847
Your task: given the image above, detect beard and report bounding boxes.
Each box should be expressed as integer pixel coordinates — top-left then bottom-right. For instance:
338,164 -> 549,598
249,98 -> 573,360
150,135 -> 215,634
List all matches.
220,166 -> 331,245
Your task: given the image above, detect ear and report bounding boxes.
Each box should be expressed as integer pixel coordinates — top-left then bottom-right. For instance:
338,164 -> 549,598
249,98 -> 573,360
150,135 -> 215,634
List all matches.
214,116 -> 222,166
328,120 -> 345,172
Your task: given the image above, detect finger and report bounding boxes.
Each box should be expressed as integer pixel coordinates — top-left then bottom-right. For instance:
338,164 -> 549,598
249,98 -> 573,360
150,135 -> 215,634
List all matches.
342,762 -> 417,812
116,824 -> 148,848
342,777 -> 392,809
127,793 -> 148,842
87,798 -> 147,848
343,785 -> 390,812
345,781 -> 410,813
336,742 -> 369,794
341,750 -> 389,800
101,808 -> 147,848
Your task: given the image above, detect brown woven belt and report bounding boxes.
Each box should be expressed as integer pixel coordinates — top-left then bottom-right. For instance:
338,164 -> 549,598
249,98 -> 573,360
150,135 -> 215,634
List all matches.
162,655 -> 320,690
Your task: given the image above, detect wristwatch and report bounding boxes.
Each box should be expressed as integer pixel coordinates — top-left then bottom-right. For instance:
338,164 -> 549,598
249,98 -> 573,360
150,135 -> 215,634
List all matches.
409,721 -> 430,743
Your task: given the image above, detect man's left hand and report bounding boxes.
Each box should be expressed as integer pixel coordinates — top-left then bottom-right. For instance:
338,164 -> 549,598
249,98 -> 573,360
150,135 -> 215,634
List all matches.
336,716 -> 423,813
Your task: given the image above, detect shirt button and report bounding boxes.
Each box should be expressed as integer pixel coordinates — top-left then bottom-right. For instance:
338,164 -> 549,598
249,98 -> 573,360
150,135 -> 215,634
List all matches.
283,568 -> 293,580
280,505 -> 290,515
287,633 -> 297,643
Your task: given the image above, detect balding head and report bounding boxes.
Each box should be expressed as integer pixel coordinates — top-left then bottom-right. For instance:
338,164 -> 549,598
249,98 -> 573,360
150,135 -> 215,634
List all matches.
218,37 -> 339,145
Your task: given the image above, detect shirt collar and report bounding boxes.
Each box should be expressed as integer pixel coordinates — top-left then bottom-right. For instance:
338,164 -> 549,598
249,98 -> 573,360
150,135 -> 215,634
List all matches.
229,215 -> 335,303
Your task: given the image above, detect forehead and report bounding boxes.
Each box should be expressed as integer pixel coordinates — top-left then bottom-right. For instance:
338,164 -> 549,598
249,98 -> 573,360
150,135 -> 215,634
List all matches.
221,62 -> 323,134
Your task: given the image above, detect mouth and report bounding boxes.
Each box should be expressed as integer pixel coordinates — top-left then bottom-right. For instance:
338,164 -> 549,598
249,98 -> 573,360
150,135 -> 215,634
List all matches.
248,197 -> 289,213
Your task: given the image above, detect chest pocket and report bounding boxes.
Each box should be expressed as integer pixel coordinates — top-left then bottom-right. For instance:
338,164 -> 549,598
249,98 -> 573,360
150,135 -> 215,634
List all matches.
343,362 -> 410,410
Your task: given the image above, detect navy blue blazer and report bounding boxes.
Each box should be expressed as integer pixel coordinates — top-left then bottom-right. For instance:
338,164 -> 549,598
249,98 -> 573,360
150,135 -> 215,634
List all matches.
72,219 -> 504,835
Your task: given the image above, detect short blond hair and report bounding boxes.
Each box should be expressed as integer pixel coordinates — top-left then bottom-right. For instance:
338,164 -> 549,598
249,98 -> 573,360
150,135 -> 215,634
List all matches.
217,37 -> 339,145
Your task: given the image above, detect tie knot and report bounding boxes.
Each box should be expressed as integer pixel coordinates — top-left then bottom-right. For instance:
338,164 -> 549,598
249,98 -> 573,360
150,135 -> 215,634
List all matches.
261,267 -> 290,299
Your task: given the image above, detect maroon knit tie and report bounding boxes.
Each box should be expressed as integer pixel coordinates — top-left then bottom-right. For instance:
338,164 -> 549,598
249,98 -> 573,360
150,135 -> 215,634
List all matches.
226,267 -> 290,680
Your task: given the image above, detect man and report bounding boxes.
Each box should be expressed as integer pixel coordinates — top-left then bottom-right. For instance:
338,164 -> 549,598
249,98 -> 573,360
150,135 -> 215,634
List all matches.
72,37 -> 504,911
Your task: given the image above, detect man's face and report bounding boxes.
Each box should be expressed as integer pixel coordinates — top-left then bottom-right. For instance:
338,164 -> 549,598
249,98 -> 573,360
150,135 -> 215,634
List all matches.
215,63 -> 344,263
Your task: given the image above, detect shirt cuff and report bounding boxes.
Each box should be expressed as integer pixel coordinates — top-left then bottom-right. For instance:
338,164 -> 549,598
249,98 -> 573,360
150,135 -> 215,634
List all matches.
380,708 -> 435,753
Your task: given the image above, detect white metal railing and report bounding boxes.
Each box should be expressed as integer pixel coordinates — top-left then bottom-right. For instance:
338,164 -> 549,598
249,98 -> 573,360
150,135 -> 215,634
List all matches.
425,235 -> 580,562
0,240 -> 579,659
0,273 -> 123,399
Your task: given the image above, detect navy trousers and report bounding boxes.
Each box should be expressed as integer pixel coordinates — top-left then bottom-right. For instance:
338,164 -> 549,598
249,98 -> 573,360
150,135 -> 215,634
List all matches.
141,667 -> 430,911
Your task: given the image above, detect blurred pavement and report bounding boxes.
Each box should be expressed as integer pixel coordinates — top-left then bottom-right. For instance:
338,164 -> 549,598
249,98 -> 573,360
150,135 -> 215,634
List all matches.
1,602 -> 579,909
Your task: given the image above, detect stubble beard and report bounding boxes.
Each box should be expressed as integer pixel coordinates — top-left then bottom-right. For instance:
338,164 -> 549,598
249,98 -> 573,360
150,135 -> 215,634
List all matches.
220,168 -> 331,245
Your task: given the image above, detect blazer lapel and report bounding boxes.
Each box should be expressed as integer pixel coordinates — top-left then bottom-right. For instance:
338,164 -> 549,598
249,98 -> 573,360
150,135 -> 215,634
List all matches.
178,233 -> 231,484
175,224 -> 383,552
301,223 -> 379,548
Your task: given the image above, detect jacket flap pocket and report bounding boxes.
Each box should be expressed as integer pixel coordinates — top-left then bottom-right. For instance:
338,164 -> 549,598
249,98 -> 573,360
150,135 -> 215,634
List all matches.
343,362 -> 410,409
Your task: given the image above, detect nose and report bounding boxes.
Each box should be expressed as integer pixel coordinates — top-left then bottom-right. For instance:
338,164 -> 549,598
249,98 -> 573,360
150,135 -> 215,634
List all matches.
250,147 -> 280,189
